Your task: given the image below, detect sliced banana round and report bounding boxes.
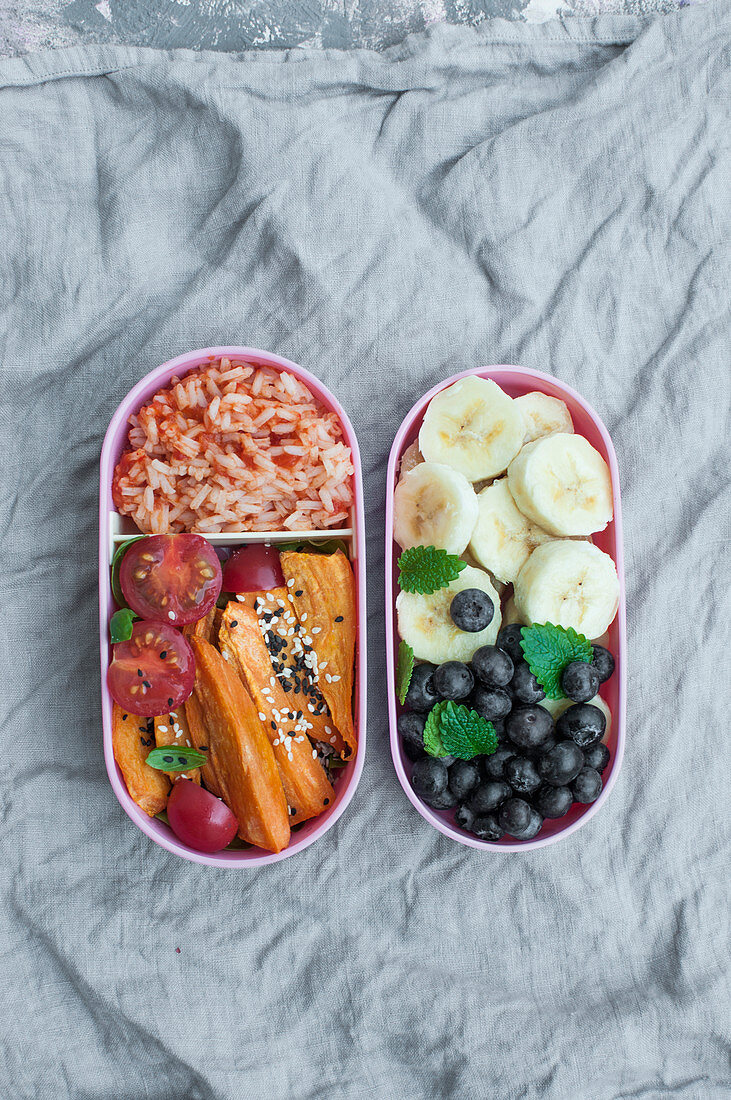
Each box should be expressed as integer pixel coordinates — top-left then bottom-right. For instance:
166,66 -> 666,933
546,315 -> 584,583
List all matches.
393,462 -> 478,555
514,541 -> 619,640
507,433 -> 613,536
419,377 -> 525,482
515,392 -> 574,444
469,477 -> 554,584
501,594 -> 525,627
399,440 -> 424,478
397,565 -> 502,664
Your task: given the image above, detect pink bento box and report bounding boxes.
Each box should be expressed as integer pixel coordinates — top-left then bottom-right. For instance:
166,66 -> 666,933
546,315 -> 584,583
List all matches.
385,365 -> 626,852
99,347 -> 367,866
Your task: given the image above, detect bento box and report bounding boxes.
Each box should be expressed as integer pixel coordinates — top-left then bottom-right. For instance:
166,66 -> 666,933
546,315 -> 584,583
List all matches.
100,346 -> 366,866
385,365 -> 626,851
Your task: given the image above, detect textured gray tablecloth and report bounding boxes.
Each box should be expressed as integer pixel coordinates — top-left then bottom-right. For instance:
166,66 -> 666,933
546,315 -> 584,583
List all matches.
0,5 -> 729,1098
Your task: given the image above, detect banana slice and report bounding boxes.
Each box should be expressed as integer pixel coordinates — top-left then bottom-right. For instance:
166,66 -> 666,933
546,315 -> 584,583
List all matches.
501,594 -> 524,627
419,377 -> 525,482
399,440 -> 424,478
397,565 -> 502,664
515,392 -> 574,444
393,462 -> 478,555
514,541 -> 619,640
507,433 -> 613,536
469,478 -> 554,584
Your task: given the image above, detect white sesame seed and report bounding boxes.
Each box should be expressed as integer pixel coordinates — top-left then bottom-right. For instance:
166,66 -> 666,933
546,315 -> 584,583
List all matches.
325,726 -> 332,734
311,626 -> 322,634
157,725 -> 168,733
168,611 -> 175,620
269,676 -> 275,686
312,749 -> 318,759
286,578 -> 294,587
330,736 -> 337,744
258,712 -> 267,721
301,613 -> 308,622
331,675 -> 341,682
325,674 -> 332,683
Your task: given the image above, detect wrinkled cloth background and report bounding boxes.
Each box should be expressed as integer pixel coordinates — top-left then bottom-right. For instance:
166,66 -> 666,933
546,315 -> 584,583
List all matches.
0,5 -> 729,1098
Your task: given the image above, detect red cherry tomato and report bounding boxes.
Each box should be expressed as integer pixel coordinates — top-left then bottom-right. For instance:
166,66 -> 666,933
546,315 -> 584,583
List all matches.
222,544 -> 285,593
121,534 -> 222,626
166,779 -> 238,852
107,621 -> 195,717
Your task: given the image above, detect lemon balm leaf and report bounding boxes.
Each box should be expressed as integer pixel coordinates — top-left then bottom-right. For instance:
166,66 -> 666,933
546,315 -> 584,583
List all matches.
398,545 -> 466,595
520,623 -> 593,700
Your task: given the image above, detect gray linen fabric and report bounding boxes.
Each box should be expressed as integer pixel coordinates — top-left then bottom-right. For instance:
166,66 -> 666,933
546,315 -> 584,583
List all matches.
0,5 -> 729,1098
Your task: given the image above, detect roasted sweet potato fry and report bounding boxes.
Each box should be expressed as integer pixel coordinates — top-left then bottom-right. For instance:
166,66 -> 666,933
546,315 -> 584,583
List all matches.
154,708 -> 201,785
280,550 -> 357,758
184,691 -> 225,798
219,603 -> 334,825
112,704 -> 170,816
183,608 -> 217,644
190,638 -> 290,852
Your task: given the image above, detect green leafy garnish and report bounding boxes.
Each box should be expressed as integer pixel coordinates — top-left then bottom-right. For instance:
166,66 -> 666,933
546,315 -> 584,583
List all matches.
396,641 -> 414,705
276,539 -> 348,556
397,545 -> 467,595
520,623 -> 593,700
110,607 -> 137,643
145,746 -> 208,772
111,536 -> 145,606
424,700 -> 498,760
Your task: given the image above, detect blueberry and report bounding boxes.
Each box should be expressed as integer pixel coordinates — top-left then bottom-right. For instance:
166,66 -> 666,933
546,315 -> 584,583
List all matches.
471,645 -> 514,687
410,757 -> 448,800
434,661 -> 474,702
499,798 -> 543,840
556,702 -> 606,748
469,781 -> 511,814
470,685 -> 512,721
511,661 -> 546,704
496,623 -> 525,663
455,804 -> 475,832
506,705 -> 554,751
572,767 -> 603,804
471,813 -> 505,841
397,711 -> 426,761
591,645 -> 615,684
534,784 -> 574,819
482,746 -> 516,780
538,740 -> 584,786
528,734 -> 558,759
404,663 -> 440,712
505,756 -> 541,795
422,786 -> 458,810
561,660 -> 600,703
450,589 -> 494,633
583,742 -> 610,773
491,718 -> 506,742
448,760 -> 480,801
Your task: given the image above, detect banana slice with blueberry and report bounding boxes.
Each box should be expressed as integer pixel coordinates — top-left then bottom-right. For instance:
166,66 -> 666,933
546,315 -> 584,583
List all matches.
396,565 -> 501,664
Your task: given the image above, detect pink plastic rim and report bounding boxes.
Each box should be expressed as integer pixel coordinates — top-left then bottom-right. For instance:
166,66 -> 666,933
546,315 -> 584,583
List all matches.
99,346 -> 367,867
385,365 -> 626,852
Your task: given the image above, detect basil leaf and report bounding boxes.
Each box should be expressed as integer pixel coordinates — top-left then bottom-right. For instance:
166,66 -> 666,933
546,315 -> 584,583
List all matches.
145,746 -> 207,772
111,536 -> 146,606
110,607 -> 137,643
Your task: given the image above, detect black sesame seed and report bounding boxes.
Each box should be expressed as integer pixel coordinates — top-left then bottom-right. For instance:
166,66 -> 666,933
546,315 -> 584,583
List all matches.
163,755 -> 174,764
199,745 -> 208,751
160,651 -> 167,659
289,807 -> 297,815
230,620 -> 238,628
168,698 -> 174,706
139,736 -> 147,745
323,798 -> 329,805
137,669 -> 143,677
122,714 -> 128,720
143,680 -> 151,689
295,590 -> 303,597
270,721 -> 276,730
335,616 -> 343,622
177,756 -> 187,764
283,682 -> 292,693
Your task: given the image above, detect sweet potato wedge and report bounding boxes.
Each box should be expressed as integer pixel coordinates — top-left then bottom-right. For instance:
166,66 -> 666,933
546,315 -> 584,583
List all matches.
280,550 -> 357,758
183,608 -> 217,644
184,691 -> 225,798
154,708 -> 201,785
190,638 -> 290,852
219,603 -> 334,825
112,704 -> 170,816
235,587 -> 348,755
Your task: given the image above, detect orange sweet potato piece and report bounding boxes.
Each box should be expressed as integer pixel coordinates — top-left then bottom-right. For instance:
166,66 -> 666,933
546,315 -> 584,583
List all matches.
219,603 -> 334,825
190,638 -> 290,852
112,704 -> 170,816
183,608 -> 217,644
154,708 -> 201,785
184,691 -> 225,797
280,550 -> 357,758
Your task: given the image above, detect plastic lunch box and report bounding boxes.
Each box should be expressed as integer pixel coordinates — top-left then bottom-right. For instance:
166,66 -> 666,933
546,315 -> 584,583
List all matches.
99,347 -> 367,867
385,365 -> 626,852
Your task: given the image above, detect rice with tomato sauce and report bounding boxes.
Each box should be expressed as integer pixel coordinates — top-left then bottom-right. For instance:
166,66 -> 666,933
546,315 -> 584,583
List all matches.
112,358 -> 354,534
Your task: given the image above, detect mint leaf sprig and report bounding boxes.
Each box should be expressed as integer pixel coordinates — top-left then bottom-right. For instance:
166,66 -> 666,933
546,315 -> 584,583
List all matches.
520,623 -> 593,700
398,545 -> 466,595
396,641 -> 414,705
424,701 -> 498,761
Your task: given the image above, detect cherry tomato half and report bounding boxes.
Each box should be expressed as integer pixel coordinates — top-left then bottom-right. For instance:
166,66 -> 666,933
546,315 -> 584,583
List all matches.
107,620 -> 195,717
120,534 -> 222,626
166,779 -> 239,852
222,544 -> 285,593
